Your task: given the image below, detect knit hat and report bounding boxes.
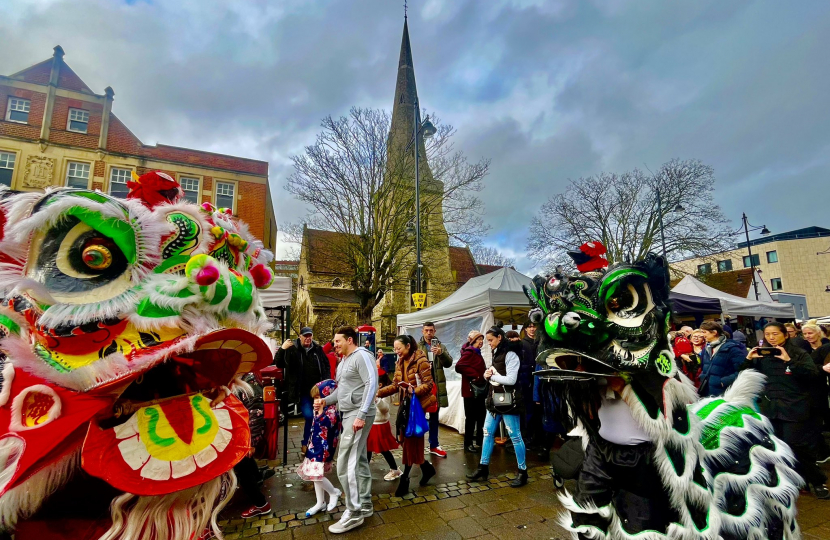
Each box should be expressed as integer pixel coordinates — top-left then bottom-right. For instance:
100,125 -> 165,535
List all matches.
468,330 -> 483,343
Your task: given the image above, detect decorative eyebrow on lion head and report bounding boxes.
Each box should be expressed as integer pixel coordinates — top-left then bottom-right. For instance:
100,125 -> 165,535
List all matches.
524,241 -> 675,380
0,172 -> 275,538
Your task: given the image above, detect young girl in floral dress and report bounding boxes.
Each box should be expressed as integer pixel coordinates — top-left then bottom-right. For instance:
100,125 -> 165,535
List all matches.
297,379 -> 342,517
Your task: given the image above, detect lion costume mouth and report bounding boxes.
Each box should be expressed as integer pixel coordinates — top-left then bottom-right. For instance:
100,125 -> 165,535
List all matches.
81,328 -> 271,495
535,348 -> 619,380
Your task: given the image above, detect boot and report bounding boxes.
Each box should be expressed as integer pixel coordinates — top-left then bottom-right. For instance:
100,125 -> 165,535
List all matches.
394,475 -> 410,497
510,469 -> 528,488
466,464 -> 489,481
419,461 -> 436,486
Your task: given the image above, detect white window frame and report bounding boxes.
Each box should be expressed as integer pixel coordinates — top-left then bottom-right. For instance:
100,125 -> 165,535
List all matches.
179,176 -> 201,204
65,161 -> 91,189
0,150 -> 16,188
214,180 -> 236,212
108,166 -> 133,199
6,97 -> 30,124
66,108 -> 90,134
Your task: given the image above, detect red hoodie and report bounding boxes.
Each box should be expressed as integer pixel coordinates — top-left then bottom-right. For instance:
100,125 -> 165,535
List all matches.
322,341 -> 338,378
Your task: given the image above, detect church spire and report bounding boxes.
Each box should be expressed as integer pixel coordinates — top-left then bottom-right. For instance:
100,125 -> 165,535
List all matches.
390,17 -> 421,143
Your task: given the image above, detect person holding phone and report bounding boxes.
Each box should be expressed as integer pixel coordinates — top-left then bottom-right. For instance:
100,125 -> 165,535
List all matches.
377,335 -> 437,496
743,322 -> 828,499
419,322 -> 453,458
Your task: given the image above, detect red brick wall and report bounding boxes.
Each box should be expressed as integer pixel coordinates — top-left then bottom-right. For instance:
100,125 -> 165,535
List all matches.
236,180 -> 266,240
106,114 -> 142,154
142,145 -> 268,176
48,97 -> 102,148
94,160 -> 105,177
57,65 -> 91,93
0,85 -> 46,140
15,61 -> 51,86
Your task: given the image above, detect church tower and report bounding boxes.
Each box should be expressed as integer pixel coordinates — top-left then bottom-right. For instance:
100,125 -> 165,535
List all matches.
373,15 -> 455,331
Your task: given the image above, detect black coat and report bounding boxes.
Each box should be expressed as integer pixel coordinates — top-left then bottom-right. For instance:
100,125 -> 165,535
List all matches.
519,336 -> 537,389
809,342 -> 830,410
742,340 -> 817,421
274,339 -> 331,403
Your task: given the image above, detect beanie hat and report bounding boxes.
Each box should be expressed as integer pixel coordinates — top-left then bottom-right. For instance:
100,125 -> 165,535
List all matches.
468,330 -> 483,343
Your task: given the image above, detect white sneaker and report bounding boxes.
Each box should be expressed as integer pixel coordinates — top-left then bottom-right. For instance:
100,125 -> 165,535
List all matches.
384,468 -> 403,481
305,501 -> 326,518
328,510 -> 364,534
327,488 -> 341,512
361,504 -> 374,518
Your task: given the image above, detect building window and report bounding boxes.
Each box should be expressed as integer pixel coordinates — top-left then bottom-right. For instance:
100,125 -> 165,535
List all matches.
215,181 -> 235,210
66,161 -> 90,189
697,263 -> 712,276
766,250 -> 778,263
109,167 -> 132,199
742,254 -> 760,268
179,176 -> 200,204
332,277 -> 343,288
6,98 -> 30,123
770,278 -> 783,291
717,259 -> 732,272
67,108 -> 90,133
0,152 -> 15,187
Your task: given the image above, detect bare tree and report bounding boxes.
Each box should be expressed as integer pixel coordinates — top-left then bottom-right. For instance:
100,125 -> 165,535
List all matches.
286,107 -> 489,322
527,159 -> 733,271
471,245 -> 515,267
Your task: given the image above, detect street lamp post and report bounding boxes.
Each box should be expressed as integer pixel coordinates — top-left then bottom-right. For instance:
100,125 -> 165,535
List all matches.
406,97 -> 436,303
739,212 -> 770,301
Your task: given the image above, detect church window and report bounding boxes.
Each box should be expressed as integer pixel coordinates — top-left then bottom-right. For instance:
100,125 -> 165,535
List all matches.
332,277 -> 343,287
299,276 -> 305,289
409,266 -> 428,306
400,94 -> 404,104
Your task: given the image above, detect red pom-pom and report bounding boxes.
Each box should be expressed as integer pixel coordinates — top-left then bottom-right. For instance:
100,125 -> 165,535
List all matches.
250,264 -> 273,289
196,265 -> 220,286
127,171 -> 183,208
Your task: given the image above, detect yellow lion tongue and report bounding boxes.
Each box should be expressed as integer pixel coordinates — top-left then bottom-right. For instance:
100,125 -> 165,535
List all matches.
136,394 -> 218,462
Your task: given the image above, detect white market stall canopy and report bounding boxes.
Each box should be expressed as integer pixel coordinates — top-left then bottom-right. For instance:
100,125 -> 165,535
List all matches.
671,275 -> 795,319
397,267 -> 533,327
259,276 -> 292,308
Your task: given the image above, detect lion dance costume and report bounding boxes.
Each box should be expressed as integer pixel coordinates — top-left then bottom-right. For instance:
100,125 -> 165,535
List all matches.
0,171 -> 275,539
525,242 -> 803,540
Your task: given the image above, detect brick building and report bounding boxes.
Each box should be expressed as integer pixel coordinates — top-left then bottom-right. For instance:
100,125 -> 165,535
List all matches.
0,46 -> 276,250
672,226 -> 830,318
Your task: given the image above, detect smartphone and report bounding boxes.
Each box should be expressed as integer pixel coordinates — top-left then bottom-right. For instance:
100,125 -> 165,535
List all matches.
431,338 -> 439,348
757,347 -> 780,357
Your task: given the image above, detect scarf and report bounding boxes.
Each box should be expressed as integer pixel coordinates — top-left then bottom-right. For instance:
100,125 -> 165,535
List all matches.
306,379 -> 340,464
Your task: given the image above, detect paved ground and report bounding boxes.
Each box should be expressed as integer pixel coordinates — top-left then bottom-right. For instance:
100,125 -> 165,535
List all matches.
217,416 -> 830,539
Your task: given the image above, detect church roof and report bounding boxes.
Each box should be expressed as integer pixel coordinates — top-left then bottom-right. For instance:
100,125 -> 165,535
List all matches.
304,228 -> 352,275
449,246 -> 479,287
310,287 -> 360,306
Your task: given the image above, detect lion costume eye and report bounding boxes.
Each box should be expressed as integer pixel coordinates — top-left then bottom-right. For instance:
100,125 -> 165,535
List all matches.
602,275 -> 655,329
28,216 -> 131,303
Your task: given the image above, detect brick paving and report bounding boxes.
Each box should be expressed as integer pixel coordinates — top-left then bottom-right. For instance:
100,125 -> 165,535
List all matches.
219,416 -> 830,539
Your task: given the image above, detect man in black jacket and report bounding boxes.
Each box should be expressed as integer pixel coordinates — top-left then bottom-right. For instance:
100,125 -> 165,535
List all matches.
274,327 -> 331,452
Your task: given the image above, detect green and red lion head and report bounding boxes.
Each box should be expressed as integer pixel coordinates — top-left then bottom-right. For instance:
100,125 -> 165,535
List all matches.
0,171 -> 275,536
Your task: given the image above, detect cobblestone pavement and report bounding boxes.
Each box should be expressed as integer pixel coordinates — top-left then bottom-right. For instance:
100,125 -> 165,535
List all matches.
218,416 -> 830,539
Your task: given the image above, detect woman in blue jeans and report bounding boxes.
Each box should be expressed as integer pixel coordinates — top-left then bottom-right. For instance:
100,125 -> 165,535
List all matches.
466,327 -> 528,487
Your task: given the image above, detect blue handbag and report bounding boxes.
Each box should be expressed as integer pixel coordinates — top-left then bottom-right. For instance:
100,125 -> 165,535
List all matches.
405,394 -> 429,438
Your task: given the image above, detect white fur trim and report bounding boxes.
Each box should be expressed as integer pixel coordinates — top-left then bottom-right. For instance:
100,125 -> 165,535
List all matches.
0,363 -> 14,407
9,385 -> 61,431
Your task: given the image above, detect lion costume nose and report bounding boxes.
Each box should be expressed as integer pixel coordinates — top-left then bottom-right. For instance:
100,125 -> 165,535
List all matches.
562,312 -> 582,329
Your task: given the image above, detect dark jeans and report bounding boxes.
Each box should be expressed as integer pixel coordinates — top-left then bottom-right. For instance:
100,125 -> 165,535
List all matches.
519,384 -> 533,438
300,395 -> 314,447
463,396 -> 485,447
771,418 -> 828,487
428,405 -> 441,448
234,456 -> 267,507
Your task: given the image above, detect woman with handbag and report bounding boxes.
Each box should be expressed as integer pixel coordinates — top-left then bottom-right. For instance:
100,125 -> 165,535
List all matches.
455,330 -> 487,453
377,335 -> 437,496
467,327 -> 528,487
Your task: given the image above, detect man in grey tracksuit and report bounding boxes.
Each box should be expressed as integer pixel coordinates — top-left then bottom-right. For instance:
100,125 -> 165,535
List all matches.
316,326 -> 377,534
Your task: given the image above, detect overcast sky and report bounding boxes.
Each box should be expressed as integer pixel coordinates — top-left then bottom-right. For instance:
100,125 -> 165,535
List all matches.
2,0 -> 828,273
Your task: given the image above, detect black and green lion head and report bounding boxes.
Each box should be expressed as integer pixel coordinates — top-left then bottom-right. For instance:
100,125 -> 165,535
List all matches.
524,247 -> 674,379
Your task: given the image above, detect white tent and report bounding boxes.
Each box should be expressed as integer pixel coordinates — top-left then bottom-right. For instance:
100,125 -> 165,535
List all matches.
397,267 -> 533,433
259,276 -> 292,308
671,275 -> 795,318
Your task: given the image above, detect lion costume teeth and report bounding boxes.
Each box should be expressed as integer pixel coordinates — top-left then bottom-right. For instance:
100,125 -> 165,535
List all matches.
0,173 -> 274,539
525,242 -> 803,540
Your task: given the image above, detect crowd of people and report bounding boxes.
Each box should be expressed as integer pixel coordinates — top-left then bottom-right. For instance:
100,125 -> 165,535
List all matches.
671,319 -> 830,499
237,316 -> 830,535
